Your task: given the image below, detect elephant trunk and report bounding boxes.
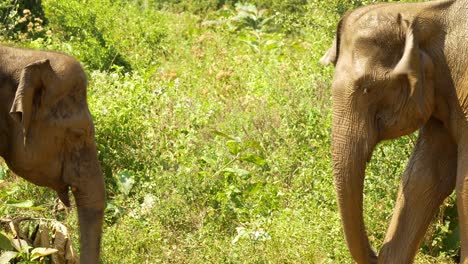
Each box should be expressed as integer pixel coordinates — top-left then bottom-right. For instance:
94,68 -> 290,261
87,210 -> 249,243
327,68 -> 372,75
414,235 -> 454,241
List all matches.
71,146 -> 106,264
332,114 -> 377,264
76,204 -> 105,264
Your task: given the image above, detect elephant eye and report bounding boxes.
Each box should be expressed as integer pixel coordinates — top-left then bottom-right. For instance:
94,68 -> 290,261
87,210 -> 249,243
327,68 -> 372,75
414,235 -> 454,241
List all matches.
363,86 -> 369,94
358,83 -> 371,94
354,76 -> 373,94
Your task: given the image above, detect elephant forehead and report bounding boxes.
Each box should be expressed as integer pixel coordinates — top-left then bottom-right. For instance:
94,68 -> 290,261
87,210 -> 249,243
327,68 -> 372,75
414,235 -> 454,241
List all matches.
333,46 -> 383,81
347,31 -> 404,71
356,12 -> 398,28
344,11 -> 404,43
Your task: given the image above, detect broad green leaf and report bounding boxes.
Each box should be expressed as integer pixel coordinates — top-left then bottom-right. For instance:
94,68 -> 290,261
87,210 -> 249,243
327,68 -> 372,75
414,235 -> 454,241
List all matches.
245,182 -> 263,194
223,167 -> 250,177
0,232 -> 13,251
0,251 -> 17,264
30,247 -> 59,260
5,200 -> 34,208
443,223 -> 460,252
200,156 -> 216,166
25,206 -> 46,211
226,140 -> 240,155
240,154 -> 267,166
117,170 -> 135,196
244,140 -> 264,152
211,130 -> 235,140
231,226 -> 248,244
215,9 -> 234,18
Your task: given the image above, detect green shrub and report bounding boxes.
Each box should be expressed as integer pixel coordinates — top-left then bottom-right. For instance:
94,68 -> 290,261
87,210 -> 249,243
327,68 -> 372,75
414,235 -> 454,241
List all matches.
44,0 -> 131,70
0,0 -> 46,40
43,0 -> 167,71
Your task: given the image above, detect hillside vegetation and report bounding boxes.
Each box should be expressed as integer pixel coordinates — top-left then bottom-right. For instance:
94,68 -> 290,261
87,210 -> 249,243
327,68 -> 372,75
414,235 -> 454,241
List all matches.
0,0 -> 459,263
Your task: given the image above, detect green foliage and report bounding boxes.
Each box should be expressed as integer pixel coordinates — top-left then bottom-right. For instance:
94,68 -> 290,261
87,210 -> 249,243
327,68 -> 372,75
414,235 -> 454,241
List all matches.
0,1 -> 19,38
0,0 -> 46,40
203,132 -> 277,231
0,0 -> 460,263
42,0 -> 167,71
43,0 -> 130,70
423,195 -> 460,260
0,231 -> 57,264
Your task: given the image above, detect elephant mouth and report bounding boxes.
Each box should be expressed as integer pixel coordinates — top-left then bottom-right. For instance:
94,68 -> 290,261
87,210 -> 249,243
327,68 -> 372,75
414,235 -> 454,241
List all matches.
57,185 -> 71,207
57,158 -> 72,207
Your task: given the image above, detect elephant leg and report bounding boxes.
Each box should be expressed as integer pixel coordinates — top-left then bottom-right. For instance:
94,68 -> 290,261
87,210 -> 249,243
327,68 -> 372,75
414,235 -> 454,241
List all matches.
457,137 -> 468,264
379,119 -> 457,263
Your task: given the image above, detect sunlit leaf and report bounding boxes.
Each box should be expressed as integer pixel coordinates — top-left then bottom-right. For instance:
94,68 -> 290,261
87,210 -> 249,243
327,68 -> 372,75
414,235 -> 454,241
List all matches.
30,247 -> 59,260
0,251 -> 17,264
211,130 -> 235,140
200,156 -> 216,166
223,167 -> 250,177
231,226 -> 248,244
5,200 -> 34,208
117,170 -> 135,196
11,238 -> 30,252
226,140 -> 240,155
240,154 -> 267,166
244,140 -> 264,152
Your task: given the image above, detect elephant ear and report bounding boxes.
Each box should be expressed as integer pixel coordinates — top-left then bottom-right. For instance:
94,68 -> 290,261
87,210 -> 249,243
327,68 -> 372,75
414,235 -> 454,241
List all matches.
10,59 -> 54,145
320,37 -> 338,66
392,20 -> 434,116
320,18 -> 346,66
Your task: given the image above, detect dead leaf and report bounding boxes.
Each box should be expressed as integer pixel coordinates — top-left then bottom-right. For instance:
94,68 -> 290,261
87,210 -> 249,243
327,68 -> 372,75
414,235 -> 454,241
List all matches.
52,223 -> 67,264
51,222 -> 78,264
65,237 -> 78,264
33,221 -> 51,248
7,222 -> 17,237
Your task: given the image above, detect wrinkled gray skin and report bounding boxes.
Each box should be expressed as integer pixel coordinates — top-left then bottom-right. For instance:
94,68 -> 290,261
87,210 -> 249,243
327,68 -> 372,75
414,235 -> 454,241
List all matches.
0,45 -> 105,264
321,0 -> 468,263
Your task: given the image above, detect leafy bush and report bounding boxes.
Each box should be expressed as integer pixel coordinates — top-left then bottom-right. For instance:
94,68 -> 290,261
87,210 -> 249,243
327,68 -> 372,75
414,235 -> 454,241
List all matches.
43,0 -> 167,71
0,1 -> 20,38
0,0 -> 46,40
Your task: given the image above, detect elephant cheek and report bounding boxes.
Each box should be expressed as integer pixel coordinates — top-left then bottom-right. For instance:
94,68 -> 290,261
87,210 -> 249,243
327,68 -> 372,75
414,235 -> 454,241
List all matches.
62,151 -> 80,186
55,151 -> 80,207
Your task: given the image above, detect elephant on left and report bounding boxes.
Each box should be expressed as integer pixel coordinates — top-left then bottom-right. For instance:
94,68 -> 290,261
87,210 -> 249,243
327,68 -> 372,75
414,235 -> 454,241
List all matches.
0,44 -> 105,264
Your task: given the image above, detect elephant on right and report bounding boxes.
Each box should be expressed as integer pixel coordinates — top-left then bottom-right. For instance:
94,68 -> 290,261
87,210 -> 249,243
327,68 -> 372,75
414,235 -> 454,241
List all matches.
321,0 -> 468,263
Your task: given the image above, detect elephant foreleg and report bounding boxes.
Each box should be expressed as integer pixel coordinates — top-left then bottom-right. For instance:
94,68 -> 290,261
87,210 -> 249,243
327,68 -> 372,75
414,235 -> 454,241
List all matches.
379,118 -> 457,263
457,136 -> 468,264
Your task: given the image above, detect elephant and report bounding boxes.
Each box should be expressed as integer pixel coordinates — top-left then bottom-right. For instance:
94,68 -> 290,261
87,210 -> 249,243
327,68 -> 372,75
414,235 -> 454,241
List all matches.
320,0 -> 468,263
0,45 -> 105,264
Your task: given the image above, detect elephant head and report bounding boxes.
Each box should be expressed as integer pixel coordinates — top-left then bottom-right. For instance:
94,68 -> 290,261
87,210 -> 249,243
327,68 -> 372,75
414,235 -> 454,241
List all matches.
321,7 -> 441,263
2,50 -> 105,264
